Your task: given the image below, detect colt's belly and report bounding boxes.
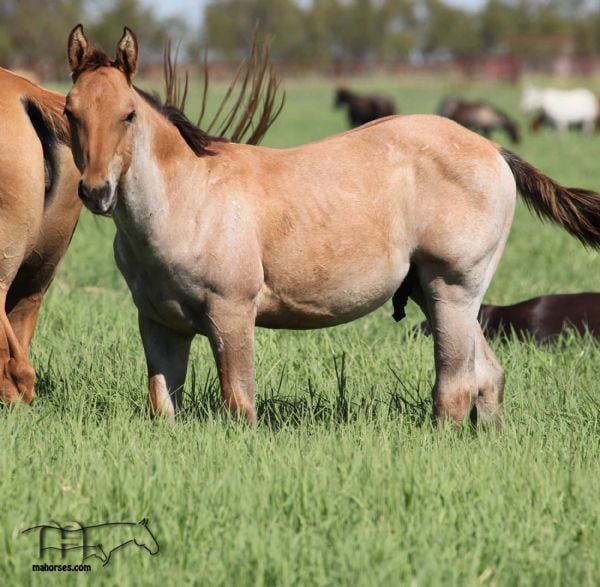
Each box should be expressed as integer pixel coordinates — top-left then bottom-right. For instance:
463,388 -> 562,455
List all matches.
255,275 -> 400,329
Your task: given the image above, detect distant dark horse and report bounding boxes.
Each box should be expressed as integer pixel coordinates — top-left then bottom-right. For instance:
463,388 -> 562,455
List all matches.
420,293 -> 600,344
438,97 -> 520,143
335,88 -> 396,127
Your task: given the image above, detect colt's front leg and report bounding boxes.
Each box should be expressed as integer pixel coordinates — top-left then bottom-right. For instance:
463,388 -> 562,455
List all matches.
205,298 -> 257,423
138,314 -> 192,425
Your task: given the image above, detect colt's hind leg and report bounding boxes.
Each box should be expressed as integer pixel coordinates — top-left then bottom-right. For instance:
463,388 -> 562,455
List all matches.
472,328 -> 505,429
205,298 -> 257,423
422,279 -> 480,424
138,314 -> 192,425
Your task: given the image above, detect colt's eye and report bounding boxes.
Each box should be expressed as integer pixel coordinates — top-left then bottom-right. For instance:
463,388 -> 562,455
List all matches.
124,110 -> 136,124
64,108 -> 75,122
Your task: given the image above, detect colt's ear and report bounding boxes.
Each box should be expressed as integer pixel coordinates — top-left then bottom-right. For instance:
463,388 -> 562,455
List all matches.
115,27 -> 138,82
68,24 -> 90,76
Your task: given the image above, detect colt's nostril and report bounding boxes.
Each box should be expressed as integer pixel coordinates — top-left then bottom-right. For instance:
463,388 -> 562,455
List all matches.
99,181 -> 111,200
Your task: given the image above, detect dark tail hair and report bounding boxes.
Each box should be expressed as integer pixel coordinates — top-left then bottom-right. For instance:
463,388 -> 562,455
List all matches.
22,93 -> 70,147
501,147 -> 600,248
22,91 -> 71,198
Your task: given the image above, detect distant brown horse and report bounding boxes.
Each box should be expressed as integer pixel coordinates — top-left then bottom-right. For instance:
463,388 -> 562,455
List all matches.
438,97 -> 520,143
65,26 -> 600,429
421,293 -> 600,343
335,87 -> 396,127
0,68 -> 81,404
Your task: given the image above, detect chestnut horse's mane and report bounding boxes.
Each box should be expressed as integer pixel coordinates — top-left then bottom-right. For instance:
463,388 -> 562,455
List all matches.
72,36 -> 284,157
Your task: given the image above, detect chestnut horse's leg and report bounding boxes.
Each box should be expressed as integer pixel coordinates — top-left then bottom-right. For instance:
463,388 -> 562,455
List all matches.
0,305 -> 35,404
7,292 -> 44,353
138,314 -> 193,424
204,297 -> 257,423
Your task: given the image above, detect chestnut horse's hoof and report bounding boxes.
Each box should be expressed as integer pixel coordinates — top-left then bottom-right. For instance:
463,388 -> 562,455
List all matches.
1,358 -> 36,405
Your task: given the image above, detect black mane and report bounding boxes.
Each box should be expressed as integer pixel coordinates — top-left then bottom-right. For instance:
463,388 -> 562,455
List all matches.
135,87 -> 225,157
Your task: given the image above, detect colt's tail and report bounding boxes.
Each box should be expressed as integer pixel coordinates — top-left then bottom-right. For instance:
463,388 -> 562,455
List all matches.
500,147 -> 600,248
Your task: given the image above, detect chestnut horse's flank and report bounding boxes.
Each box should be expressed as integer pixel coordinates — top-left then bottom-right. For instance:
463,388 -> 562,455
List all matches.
0,68 -> 81,404
66,26 -> 600,428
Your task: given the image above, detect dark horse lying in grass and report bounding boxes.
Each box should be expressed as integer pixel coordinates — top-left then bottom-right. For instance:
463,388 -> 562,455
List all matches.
420,293 -> 600,344
438,97 -> 520,144
335,87 -> 396,127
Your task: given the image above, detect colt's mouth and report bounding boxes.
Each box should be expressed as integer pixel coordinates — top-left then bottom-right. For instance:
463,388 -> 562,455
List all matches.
80,196 -> 116,217
78,180 -> 117,216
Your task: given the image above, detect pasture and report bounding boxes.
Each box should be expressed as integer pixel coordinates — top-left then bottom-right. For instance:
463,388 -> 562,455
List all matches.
1,74 -> 600,586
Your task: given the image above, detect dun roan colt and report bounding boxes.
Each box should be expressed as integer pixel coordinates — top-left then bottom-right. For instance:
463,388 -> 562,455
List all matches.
66,26 -> 600,428
0,68 -> 81,404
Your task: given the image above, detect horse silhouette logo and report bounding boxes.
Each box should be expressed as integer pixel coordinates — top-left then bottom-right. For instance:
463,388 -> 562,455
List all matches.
23,518 -> 159,567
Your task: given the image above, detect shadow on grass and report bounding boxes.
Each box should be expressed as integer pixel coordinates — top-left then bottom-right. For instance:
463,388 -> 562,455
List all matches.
27,350 -> 433,429
181,353 -> 432,429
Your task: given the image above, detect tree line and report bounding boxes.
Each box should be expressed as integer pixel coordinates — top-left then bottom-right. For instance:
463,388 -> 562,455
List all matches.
204,0 -> 600,62
1,0 -> 599,77
0,0 -> 186,76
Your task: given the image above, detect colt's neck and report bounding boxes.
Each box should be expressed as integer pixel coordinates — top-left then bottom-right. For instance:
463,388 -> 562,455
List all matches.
113,93 -> 207,239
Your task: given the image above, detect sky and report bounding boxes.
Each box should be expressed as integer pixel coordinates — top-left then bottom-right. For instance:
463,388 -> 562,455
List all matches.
144,0 -> 486,20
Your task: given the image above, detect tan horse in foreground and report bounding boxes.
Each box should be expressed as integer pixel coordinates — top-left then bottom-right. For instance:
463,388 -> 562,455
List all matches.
0,68 -> 81,404
66,26 -> 600,427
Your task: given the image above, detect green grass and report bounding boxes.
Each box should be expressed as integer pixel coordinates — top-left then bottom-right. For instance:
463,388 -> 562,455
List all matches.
2,76 -> 600,586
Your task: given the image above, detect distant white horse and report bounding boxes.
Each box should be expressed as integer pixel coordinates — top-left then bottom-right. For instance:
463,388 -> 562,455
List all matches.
521,87 -> 598,134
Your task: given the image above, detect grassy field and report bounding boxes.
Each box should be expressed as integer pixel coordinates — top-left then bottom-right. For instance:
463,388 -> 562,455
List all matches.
1,74 -> 600,586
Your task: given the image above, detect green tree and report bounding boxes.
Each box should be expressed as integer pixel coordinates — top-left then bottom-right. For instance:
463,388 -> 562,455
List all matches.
87,0 -> 187,63
421,0 -> 481,57
203,0 -> 305,60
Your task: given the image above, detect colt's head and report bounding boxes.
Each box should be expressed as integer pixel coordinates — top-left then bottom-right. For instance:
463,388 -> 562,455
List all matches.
65,24 -> 139,216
